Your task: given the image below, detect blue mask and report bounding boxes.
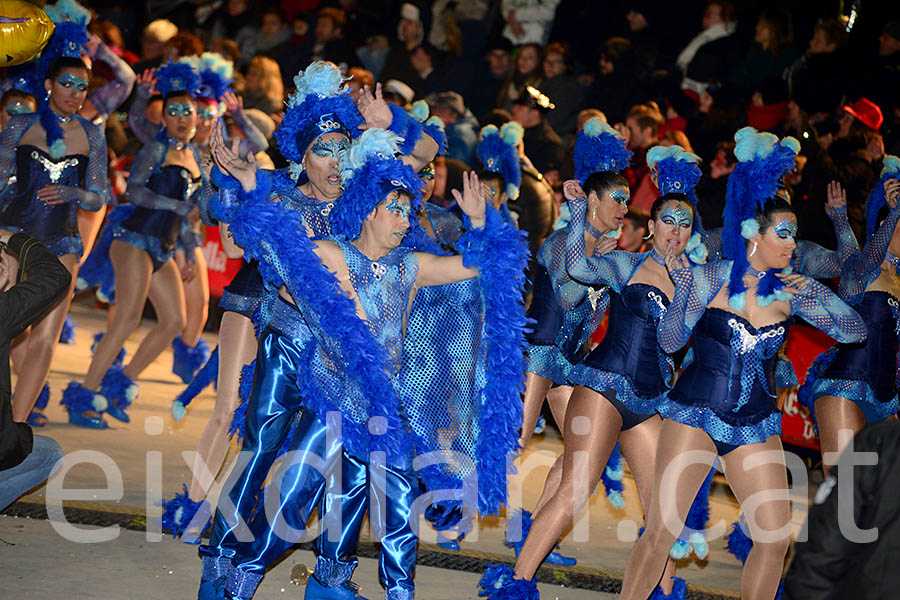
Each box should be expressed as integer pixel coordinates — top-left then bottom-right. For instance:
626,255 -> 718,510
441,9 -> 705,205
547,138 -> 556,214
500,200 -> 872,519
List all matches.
660,204 -> 692,229
386,197 -> 412,219
197,106 -> 218,120
773,217 -> 798,241
58,73 -> 88,92
165,102 -> 195,117
610,188 -> 630,206
4,101 -> 32,116
311,137 -> 350,159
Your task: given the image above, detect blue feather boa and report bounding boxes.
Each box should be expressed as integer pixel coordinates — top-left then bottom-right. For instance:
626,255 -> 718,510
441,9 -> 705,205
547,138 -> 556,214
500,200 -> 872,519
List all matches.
172,347 -> 220,419
221,175 -> 413,461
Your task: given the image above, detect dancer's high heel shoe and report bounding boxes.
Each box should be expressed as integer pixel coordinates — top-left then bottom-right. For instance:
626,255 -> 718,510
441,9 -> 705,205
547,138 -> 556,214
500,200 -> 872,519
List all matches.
61,382 -> 109,429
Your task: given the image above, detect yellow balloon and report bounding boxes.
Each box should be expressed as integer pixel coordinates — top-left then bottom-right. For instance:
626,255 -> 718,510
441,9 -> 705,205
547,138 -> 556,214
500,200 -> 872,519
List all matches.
0,0 -> 55,67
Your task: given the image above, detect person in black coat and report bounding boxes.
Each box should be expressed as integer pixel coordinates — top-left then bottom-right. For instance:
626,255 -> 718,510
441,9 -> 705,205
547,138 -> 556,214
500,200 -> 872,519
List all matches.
0,231 -> 70,510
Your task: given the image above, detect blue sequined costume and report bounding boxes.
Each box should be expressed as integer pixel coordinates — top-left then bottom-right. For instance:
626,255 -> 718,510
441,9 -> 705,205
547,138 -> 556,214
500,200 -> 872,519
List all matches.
111,140 -> 204,269
657,260 -> 866,454
805,203 -> 900,424
0,113 -> 109,255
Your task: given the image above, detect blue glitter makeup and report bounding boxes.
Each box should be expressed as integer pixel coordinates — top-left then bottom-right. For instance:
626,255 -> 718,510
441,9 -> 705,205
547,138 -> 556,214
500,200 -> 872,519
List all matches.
58,73 -> 88,92
660,203 -> 692,228
197,106 -> 218,119
165,102 -> 195,117
4,102 -> 31,116
773,217 -> 798,240
610,188 -> 630,206
311,137 -> 350,159
386,197 -> 412,219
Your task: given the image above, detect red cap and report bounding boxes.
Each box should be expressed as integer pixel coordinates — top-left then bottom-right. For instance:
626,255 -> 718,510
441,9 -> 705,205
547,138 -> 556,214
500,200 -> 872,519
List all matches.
842,98 -> 883,131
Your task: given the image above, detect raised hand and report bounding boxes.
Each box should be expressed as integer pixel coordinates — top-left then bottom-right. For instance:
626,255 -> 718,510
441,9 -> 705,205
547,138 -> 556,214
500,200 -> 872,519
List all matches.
562,179 -> 586,202
222,91 -> 243,117
84,33 -> 101,57
664,242 -> 690,276
885,178 -> 900,209
777,272 -> 813,296
357,83 -> 392,131
452,171 -> 487,229
595,236 -> 618,255
137,69 -> 157,93
825,180 -> 846,212
210,122 -> 257,192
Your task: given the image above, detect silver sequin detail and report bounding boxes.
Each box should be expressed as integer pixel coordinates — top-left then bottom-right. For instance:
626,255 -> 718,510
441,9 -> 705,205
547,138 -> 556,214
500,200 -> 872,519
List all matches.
32,151 -> 78,183
371,261 -> 387,280
727,319 -> 785,354
181,169 -> 201,201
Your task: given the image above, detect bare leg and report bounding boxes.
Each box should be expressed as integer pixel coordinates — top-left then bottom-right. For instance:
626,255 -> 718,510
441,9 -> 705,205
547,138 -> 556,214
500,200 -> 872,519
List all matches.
619,415 -> 677,594
181,247 -> 210,347
513,386 -> 623,580
187,311 -> 258,501
77,206 -> 107,263
619,420 -> 717,600
531,386 -> 573,514
814,395 -> 866,476
720,437 -> 791,600
123,258 -> 186,379
84,241 -> 153,391
519,372 -> 552,449
10,254 -> 79,422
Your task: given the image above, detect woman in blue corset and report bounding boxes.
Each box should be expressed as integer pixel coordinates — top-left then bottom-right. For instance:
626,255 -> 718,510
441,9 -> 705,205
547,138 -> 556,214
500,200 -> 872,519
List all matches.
619,128 -> 867,600
61,60 -> 206,428
0,55 -> 108,427
803,159 -> 900,474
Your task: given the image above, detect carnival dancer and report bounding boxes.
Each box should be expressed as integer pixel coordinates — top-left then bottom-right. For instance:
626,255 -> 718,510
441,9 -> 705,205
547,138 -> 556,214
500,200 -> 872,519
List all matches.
0,39 -> 109,427
480,142 -> 709,599
60,59 -> 206,427
800,160 -> 900,474
617,128 -> 867,600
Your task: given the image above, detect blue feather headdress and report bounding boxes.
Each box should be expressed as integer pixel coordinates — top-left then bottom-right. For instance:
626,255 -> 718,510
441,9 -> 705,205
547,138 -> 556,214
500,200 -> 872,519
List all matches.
476,122 -> 523,200
196,52 -> 234,101
723,126 -> 800,310
573,117 -> 632,184
274,61 -> 363,181
648,144 -> 708,263
330,128 -> 424,240
408,100 -> 448,156
865,155 -> 900,240
155,59 -> 202,99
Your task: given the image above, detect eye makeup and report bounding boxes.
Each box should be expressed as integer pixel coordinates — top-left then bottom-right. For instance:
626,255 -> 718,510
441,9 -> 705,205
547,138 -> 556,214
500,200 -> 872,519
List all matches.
609,188 -> 630,206
419,164 -> 435,181
386,197 -> 412,219
197,107 -> 218,120
4,102 -> 31,116
58,73 -> 88,92
165,102 -> 195,117
773,217 -> 798,240
311,137 -> 350,158
660,204 -> 692,228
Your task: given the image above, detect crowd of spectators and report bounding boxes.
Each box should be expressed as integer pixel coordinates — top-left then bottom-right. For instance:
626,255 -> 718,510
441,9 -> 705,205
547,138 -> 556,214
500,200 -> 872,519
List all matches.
40,0 -> 900,252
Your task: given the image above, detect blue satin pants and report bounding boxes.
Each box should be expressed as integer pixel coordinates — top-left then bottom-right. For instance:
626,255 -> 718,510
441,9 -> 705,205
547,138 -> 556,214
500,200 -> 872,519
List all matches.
314,451 -> 419,600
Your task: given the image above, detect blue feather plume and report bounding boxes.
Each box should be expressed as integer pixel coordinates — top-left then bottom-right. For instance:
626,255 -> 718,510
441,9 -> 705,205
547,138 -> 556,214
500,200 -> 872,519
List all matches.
573,117 -> 632,183
477,123 -> 523,200
155,59 -> 202,98
172,347 -> 219,421
196,52 -> 234,100
725,517 -> 753,564
865,155 -> 900,240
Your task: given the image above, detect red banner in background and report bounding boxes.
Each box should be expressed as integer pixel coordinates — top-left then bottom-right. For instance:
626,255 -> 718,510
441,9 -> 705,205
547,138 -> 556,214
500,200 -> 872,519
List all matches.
204,225 -> 243,298
780,323 -> 836,451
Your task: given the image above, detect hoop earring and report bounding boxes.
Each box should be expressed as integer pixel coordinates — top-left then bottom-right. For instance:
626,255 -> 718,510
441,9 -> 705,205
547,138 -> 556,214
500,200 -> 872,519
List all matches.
750,241 -> 758,257
642,231 -> 653,240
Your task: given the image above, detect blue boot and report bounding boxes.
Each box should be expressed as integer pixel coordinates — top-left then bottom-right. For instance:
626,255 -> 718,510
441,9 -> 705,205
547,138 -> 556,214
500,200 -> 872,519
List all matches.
61,382 -> 108,429
505,508 -> 577,567
100,365 -> 138,423
649,576 -> 687,599
161,483 -> 211,542
173,336 -> 212,384
477,564 -> 539,599
304,575 -> 369,600
26,383 -> 51,427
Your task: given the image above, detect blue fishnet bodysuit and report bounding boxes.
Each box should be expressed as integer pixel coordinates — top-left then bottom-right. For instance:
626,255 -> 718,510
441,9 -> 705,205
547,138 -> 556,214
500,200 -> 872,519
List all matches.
658,260 -> 867,446
526,226 -> 610,384
807,202 -> 900,423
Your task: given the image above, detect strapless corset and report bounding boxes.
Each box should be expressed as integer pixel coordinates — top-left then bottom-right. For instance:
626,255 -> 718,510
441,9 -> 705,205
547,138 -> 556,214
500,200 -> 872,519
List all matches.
121,165 -> 199,254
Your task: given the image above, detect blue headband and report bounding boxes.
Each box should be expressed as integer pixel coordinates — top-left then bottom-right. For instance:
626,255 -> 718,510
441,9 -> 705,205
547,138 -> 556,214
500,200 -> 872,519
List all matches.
295,112 -> 350,157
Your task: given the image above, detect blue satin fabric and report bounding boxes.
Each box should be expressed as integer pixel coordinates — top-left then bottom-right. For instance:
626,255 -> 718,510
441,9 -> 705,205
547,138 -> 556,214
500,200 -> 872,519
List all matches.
2,144 -> 87,256
314,451 -> 418,599
659,308 -> 789,447
199,304 -> 320,571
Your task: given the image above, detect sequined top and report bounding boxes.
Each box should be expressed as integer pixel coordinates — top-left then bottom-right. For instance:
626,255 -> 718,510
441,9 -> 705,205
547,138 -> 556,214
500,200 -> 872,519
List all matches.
336,240 -> 420,373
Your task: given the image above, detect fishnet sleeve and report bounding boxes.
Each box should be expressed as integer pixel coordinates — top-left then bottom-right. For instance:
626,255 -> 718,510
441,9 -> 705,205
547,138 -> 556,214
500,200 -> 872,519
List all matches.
703,227 -> 723,261
828,205 -> 860,267
128,86 -> 162,146
564,195 -> 633,290
794,241 -> 840,278
125,141 -> 192,215
88,43 -> 136,116
0,115 -> 32,201
541,234 -> 587,311
231,108 -> 269,155
841,203 -> 900,301
55,119 -> 110,210
658,261 -> 723,353
790,279 -> 867,344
